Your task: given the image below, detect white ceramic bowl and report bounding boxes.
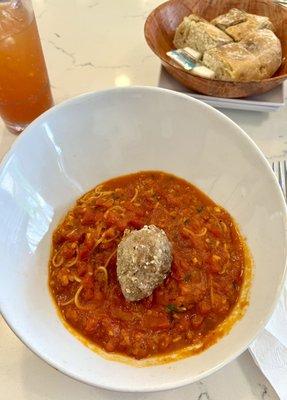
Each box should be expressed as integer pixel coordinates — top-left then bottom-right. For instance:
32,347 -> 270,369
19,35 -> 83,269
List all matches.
0,87 -> 286,392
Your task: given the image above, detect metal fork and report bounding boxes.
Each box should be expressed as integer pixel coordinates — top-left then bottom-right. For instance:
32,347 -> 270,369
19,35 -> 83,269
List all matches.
271,160 -> 287,201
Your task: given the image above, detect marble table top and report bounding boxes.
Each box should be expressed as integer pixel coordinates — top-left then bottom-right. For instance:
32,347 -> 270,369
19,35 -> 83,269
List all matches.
1,1 -> 286,399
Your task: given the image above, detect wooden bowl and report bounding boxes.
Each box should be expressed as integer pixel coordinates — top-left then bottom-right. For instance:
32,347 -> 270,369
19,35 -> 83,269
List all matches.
144,0 -> 287,98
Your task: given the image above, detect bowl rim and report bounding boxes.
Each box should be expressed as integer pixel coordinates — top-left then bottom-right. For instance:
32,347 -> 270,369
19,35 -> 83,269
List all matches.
144,0 -> 287,85
0,86 -> 286,392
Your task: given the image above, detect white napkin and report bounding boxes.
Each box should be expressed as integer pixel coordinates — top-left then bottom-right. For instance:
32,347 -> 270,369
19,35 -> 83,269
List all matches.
249,280 -> 287,400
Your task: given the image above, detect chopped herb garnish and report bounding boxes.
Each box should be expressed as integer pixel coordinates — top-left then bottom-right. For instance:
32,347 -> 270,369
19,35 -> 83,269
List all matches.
166,304 -> 187,313
166,304 -> 178,313
196,206 -> 204,213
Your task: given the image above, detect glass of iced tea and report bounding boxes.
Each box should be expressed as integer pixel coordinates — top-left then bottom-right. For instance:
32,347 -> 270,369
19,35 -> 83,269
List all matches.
0,0 -> 53,134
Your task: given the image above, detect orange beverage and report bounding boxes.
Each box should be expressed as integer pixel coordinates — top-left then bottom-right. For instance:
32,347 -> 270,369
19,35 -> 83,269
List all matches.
0,0 -> 53,133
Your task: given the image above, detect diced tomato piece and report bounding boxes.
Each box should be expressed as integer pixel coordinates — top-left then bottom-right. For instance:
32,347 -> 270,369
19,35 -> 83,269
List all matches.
179,282 -> 191,295
65,229 -> 84,243
77,261 -> 88,276
82,287 -> 94,301
94,197 -> 113,208
142,313 -> 170,330
198,299 -> 212,315
65,308 -> 79,323
128,219 -> 143,229
106,214 -> 127,232
212,293 -> 230,314
83,239 -> 95,253
208,226 -> 221,238
166,195 -> 180,207
82,274 -> 93,286
172,257 -> 191,281
84,318 -> 98,334
94,291 -> 104,302
111,308 -> 133,322
105,340 -> 116,352
191,314 -> 204,328
81,209 -> 96,225
100,241 -> 116,250
209,262 -> 221,274
53,230 -> 65,246
115,220 -> 128,232
176,315 -> 190,332
73,205 -> 86,217
105,213 -> 118,226
61,243 -> 76,259
78,244 -> 91,260
158,334 -> 171,351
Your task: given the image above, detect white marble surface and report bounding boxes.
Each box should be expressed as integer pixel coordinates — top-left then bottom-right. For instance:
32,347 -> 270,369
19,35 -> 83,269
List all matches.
1,0 -> 286,399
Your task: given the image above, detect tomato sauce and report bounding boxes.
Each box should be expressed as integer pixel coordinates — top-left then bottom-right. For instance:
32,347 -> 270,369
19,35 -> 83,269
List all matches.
49,171 -> 247,360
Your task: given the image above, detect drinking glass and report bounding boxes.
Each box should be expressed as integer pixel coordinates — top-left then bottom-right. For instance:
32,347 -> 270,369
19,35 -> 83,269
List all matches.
0,0 -> 53,134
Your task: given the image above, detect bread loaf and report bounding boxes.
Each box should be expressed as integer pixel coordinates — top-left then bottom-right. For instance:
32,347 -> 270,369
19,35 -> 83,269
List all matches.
202,43 -> 261,81
211,8 -> 248,30
174,14 -> 232,53
211,8 -> 274,41
240,29 -> 282,78
202,29 -> 281,81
